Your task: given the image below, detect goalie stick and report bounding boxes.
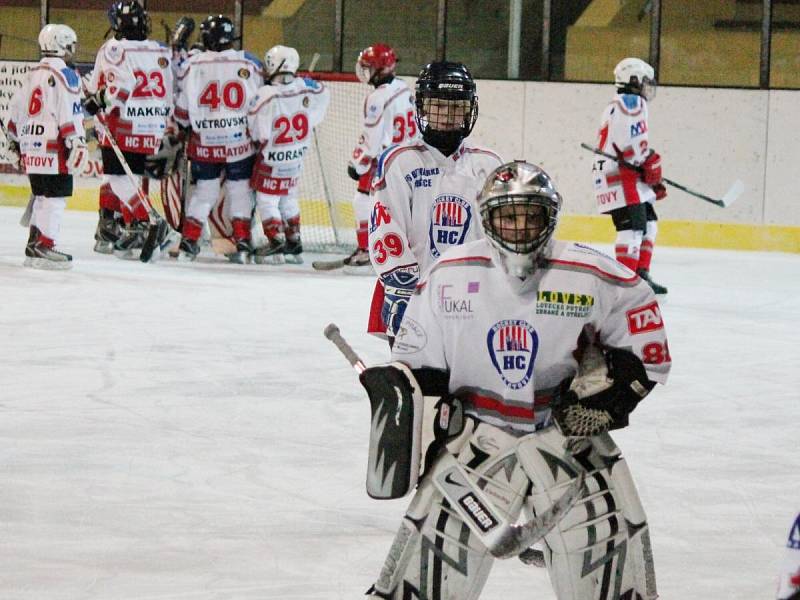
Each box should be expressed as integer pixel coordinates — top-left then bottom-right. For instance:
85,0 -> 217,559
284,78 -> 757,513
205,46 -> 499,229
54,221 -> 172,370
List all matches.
94,120 -> 170,263
581,142 -> 743,208
323,322 -> 585,559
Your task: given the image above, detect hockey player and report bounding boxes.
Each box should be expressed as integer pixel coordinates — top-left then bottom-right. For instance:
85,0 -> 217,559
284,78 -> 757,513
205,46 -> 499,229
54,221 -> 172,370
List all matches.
778,512 -> 800,600
368,61 -> 501,341
247,44 -> 330,264
343,43 -> 419,270
359,161 -> 670,599
172,14 -> 264,263
592,57 -> 667,294
84,0 -> 173,258
6,24 -> 89,269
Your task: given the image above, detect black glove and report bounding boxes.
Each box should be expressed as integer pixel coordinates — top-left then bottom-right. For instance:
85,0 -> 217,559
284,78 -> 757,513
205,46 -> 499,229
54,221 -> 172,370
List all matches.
83,88 -> 107,116
347,164 -> 360,182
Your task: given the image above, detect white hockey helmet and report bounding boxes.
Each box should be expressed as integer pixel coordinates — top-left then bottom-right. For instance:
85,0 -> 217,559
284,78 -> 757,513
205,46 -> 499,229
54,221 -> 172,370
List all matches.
478,161 -> 561,280
614,57 -> 656,101
264,45 -> 299,80
38,24 -> 78,63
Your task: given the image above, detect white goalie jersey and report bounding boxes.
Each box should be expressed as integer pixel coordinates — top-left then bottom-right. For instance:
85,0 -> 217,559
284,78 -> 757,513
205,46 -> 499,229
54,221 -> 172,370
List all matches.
174,49 -> 264,163
369,141 -> 502,282
392,239 -> 672,433
86,38 -> 173,156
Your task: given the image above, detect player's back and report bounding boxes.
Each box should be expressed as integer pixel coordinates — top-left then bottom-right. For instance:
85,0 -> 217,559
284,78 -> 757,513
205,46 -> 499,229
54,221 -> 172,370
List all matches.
363,77 -> 419,149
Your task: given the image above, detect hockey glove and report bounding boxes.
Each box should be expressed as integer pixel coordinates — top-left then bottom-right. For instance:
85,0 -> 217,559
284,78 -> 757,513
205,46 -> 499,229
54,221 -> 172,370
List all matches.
347,164 -> 361,182
170,16 -> 195,51
65,136 -> 89,175
381,266 -> 419,338
652,182 -> 667,201
641,151 -> 663,186
144,135 -> 182,179
552,344 -> 654,437
6,140 -> 22,171
83,88 -> 107,116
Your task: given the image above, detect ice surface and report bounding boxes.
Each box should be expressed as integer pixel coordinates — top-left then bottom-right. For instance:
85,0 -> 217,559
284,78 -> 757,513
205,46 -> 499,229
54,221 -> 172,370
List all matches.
1,207 -> 798,599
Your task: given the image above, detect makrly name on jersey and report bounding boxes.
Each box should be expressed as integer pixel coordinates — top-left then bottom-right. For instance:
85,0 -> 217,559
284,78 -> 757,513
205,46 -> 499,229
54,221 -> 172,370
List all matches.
369,142 -> 502,281
391,239 -> 671,433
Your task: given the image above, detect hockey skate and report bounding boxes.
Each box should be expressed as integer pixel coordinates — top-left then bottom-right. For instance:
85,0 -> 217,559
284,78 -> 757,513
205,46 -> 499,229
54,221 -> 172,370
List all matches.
225,239 -> 253,264
283,239 -> 303,264
113,221 -> 147,260
24,231 -> 72,271
93,208 -> 121,255
637,268 -> 668,295
177,237 -> 201,262
254,238 -> 285,265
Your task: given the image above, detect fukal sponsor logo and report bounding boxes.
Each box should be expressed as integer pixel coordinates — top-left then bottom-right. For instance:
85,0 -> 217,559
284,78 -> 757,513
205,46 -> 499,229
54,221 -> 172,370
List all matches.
486,320 -> 538,389
626,300 -> 663,334
428,194 -> 471,259
458,493 -> 498,533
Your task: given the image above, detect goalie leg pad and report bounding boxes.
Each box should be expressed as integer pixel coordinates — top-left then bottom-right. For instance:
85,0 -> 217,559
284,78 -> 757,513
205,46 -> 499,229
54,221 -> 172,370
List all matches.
369,420 -> 529,600
518,428 -> 656,599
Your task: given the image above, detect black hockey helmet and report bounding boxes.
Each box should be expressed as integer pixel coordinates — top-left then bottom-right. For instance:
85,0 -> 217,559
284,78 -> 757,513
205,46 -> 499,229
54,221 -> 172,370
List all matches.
415,61 -> 478,155
107,1 -> 150,41
200,15 -> 236,52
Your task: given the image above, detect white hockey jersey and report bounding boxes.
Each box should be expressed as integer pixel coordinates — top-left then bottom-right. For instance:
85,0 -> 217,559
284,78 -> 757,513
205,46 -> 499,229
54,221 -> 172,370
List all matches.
369,141 -> 502,282
350,77 -> 419,176
592,92 -> 655,213
7,57 -> 85,175
777,512 -> 800,600
392,239 -> 671,433
174,49 -> 264,163
247,77 -> 330,196
86,38 -> 173,155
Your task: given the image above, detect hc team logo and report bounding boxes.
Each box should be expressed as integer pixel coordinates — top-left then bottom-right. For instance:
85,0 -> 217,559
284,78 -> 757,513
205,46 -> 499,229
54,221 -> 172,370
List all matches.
486,320 -> 538,390
429,194 -> 472,258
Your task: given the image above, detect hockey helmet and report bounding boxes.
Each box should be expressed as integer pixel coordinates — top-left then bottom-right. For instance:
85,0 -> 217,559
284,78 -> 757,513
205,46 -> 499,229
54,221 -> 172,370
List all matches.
38,24 -> 78,64
355,43 -> 397,85
265,45 -> 300,80
200,15 -> 235,52
415,61 -> 478,155
614,57 -> 656,101
107,0 -> 150,41
477,161 -> 561,279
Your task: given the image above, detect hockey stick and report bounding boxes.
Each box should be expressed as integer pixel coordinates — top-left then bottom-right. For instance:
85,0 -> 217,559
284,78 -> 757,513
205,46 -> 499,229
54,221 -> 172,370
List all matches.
581,143 -> 743,208
323,322 -> 585,559
94,120 -> 170,262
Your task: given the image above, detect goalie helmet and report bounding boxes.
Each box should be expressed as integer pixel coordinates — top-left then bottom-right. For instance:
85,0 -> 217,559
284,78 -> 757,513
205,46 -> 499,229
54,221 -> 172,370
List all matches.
264,45 -> 299,81
614,57 -> 656,101
200,15 -> 235,52
415,61 -> 478,156
355,43 -> 396,85
108,0 -> 150,41
478,161 -> 561,279
38,24 -> 78,65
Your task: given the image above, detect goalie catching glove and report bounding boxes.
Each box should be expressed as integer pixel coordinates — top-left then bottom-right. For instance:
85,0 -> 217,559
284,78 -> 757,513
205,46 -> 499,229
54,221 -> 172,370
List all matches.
552,343 -> 655,437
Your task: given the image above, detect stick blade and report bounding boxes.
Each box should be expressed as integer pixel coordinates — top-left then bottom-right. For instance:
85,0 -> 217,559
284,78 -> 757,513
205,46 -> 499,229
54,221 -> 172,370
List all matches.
721,179 -> 744,208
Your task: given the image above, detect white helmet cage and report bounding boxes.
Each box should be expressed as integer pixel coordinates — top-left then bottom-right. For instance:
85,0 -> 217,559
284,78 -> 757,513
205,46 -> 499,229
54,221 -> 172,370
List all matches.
478,161 -> 562,278
38,24 -> 78,62
614,57 -> 656,101
264,45 -> 300,79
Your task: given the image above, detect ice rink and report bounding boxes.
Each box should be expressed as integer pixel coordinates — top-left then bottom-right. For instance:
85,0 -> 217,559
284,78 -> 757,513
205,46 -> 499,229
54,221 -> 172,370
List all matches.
1,206 -> 798,599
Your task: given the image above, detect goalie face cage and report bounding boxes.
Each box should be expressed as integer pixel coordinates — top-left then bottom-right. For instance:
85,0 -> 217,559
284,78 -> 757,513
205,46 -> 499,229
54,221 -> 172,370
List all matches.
157,72 -> 369,255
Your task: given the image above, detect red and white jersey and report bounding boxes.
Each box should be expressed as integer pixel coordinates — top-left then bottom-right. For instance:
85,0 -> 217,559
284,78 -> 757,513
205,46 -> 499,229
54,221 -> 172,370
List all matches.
592,92 -> 655,212
7,57 -> 85,175
174,49 -> 264,163
349,78 -> 419,176
392,239 -> 671,433
777,512 -> 800,599
86,38 -> 173,155
247,77 -> 330,196
369,141 -> 502,281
